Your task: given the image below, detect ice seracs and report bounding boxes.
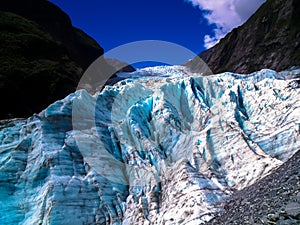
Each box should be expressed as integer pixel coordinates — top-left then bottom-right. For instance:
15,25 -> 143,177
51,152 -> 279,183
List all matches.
0,66 -> 299,224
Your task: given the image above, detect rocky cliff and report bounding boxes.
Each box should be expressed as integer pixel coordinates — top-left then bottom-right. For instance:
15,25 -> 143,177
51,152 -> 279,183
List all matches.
187,0 -> 300,74
0,0 -> 121,119
0,66 -> 299,224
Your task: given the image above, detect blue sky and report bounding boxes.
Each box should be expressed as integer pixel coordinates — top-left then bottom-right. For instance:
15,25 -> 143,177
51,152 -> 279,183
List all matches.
49,0 -> 265,64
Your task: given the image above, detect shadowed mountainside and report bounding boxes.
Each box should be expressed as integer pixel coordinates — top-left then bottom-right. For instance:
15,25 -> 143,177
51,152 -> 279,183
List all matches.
0,0 -> 132,119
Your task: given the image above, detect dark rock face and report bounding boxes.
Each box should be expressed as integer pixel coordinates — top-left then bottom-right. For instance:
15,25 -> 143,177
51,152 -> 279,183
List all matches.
0,0 -> 103,69
0,0 -> 109,119
188,0 -> 300,74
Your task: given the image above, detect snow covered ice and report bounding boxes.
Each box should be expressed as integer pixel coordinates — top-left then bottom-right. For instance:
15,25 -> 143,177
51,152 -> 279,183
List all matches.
0,66 -> 299,224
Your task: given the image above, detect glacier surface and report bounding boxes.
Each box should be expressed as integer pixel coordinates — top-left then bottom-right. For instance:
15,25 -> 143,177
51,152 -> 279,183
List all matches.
0,66 -> 300,224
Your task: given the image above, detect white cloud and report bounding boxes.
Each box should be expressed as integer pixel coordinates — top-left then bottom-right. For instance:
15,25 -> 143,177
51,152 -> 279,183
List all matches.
186,0 -> 266,49
204,35 -> 218,49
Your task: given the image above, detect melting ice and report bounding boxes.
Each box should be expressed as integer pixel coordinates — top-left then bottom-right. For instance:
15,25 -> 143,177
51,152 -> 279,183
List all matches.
0,66 -> 300,224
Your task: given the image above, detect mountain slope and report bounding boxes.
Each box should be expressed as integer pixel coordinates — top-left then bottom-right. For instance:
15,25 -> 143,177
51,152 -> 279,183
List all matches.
0,0 -> 117,119
187,0 -> 300,74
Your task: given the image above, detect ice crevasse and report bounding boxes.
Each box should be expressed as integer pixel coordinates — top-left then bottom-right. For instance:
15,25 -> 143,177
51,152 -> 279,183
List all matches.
0,66 -> 300,224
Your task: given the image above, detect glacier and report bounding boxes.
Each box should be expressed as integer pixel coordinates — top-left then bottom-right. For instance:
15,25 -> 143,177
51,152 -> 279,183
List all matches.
0,66 -> 300,224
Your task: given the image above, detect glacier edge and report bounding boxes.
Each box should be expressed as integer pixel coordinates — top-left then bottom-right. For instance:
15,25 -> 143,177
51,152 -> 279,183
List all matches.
0,66 -> 299,224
